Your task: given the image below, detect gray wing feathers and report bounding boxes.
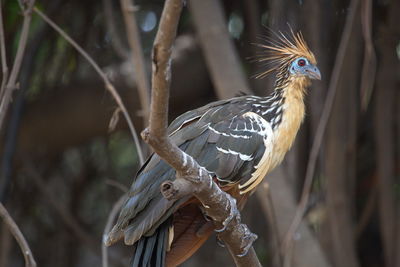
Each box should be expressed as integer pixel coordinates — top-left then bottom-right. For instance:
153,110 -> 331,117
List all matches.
106,97 -> 270,247
124,196 -> 172,245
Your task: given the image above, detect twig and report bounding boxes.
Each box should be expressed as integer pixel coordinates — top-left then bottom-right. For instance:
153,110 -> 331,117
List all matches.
102,0 -> 129,59
0,1 -> 8,101
141,0 -> 261,266
0,203 -> 37,267
356,181 -> 377,238
102,194 -> 127,267
120,0 -> 151,125
282,0 -> 360,254
360,0 -> 376,110
189,0 -> 251,99
0,0 -> 35,131
0,223 -> 12,267
33,6 -> 145,165
256,184 -> 283,267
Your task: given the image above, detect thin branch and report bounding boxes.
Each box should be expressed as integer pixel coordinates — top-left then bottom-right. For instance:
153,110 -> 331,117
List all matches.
256,184 -> 283,267
356,180 -> 377,238
0,203 -> 37,267
33,6 -> 145,165
0,1 -> 8,101
102,194 -> 127,267
120,0 -> 151,124
102,0 -> 129,59
189,0 -> 251,99
360,0 -> 376,110
0,223 -> 12,267
141,0 -> 261,266
282,0 -> 360,253
0,0 -> 35,131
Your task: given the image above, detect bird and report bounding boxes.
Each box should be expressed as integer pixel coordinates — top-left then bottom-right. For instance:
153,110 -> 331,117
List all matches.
105,30 -> 321,267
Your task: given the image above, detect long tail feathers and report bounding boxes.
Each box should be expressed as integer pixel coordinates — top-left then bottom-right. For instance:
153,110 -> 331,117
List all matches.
131,218 -> 171,267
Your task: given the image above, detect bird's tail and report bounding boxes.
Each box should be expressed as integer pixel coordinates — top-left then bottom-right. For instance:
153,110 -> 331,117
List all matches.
131,218 -> 172,267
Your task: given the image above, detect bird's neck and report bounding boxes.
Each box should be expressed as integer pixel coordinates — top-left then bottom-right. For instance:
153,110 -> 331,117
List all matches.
262,77 -> 308,166
262,77 -> 308,124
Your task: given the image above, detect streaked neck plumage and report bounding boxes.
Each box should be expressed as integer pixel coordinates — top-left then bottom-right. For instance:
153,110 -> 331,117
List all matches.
271,77 -> 308,163
250,76 -> 308,130
237,77 -> 309,194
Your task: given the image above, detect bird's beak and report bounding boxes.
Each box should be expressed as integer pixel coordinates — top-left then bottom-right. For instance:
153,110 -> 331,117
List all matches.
305,65 -> 321,80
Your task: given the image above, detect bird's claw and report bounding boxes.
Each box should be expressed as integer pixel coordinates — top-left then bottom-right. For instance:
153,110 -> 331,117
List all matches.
214,224 -> 227,233
216,236 -> 225,248
236,231 -> 258,257
214,197 -> 237,232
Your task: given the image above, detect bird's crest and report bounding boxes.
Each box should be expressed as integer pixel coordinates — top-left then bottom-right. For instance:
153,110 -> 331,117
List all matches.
254,30 -> 316,79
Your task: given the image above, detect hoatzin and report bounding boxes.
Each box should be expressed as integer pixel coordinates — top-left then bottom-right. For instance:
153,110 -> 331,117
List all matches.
105,31 -> 321,266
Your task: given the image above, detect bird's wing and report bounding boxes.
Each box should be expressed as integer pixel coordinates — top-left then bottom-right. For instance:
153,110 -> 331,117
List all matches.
106,97 -> 275,246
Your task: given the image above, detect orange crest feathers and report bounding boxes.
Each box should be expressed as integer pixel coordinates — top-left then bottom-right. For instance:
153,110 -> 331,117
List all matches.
254,30 -> 316,79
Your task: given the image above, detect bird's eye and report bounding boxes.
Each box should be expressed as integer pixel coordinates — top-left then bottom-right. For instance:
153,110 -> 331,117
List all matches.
298,59 -> 306,67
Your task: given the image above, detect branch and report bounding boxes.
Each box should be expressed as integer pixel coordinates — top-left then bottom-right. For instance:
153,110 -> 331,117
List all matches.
360,0 -> 376,110
102,194 -> 127,267
255,184 -> 283,267
0,1 -> 8,102
141,0 -> 261,266
33,6 -> 145,165
260,170 -> 331,267
102,0 -> 129,59
0,0 -> 35,131
0,203 -> 36,267
120,0 -> 151,124
189,0 -> 251,99
282,0 -> 360,253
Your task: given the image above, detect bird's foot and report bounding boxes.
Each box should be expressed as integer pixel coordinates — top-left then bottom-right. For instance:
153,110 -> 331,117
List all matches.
237,227 -> 258,257
216,236 -> 225,247
215,196 -> 238,232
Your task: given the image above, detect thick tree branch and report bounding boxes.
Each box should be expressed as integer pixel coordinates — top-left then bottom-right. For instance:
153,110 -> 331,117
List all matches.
141,0 -> 261,266
0,203 -> 36,267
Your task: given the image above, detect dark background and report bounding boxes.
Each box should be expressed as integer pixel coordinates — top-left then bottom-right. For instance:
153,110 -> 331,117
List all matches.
0,0 -> 399,266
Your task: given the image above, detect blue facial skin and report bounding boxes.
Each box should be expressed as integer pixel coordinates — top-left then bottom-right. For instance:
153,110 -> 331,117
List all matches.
289,57 -> 321,80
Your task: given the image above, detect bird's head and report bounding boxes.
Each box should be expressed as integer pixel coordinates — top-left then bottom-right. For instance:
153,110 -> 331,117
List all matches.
255,30 -> 321,88
289,57 -> 321,80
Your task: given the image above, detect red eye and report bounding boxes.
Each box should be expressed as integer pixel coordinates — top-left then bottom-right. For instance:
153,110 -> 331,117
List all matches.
298,59 -> 306,66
